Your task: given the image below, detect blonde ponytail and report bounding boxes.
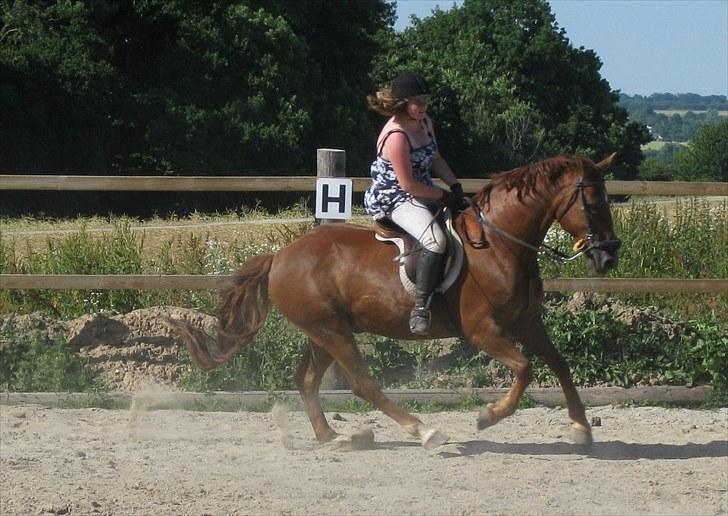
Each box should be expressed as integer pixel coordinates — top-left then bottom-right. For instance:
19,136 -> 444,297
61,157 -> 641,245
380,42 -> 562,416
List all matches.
367,87 -> 408,117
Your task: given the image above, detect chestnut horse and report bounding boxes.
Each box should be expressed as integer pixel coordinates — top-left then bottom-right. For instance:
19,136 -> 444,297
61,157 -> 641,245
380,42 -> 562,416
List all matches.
170,153 -> 620,449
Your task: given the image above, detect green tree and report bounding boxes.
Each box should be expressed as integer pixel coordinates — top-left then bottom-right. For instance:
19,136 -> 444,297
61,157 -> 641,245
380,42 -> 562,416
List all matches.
1,0 -> 393,181
0,0 -> 312,176
371,0 -> 648,178
1,1 -> 395,215
257,0 -> 395,173
0,0 -> 118,174
674,120 -> 728,181
97,0 -> 312,174
638,157 -> 674,181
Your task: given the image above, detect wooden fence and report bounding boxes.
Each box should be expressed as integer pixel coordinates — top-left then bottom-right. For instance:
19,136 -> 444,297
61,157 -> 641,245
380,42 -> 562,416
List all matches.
1,157 -> 727,294
2,174 -> 728,196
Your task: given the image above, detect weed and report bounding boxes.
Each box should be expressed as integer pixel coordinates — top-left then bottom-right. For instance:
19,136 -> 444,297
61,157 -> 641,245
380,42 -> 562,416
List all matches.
322,398 -> 374,413
0,323 -> 95,392
176,309 -> 308,392
540,199 -> 728,321
1,201 -> 726,396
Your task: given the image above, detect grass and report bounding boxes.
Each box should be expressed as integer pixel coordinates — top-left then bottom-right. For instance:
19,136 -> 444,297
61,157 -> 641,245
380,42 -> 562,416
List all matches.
0,202 -> 317,260
17,390 -> 727,412
1,211 -> 371,263
0,198 -> 726,399
16,393 -> 496,413
540,198 -> 728,321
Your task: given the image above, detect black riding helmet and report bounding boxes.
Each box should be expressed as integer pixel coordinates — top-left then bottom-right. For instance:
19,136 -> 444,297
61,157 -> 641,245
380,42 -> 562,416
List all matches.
391,72 -> 430,100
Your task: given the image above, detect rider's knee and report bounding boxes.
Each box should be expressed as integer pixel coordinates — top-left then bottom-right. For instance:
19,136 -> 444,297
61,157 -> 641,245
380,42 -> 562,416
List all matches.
421,229 -> 447,254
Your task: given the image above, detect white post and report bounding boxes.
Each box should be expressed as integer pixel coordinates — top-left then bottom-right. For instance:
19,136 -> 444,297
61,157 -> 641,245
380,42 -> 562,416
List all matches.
316,148 -> 346,224
316,148 -> 347,389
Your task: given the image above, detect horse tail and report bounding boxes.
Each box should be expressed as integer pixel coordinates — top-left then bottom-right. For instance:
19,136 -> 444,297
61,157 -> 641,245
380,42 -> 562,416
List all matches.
169,254 -> 273,371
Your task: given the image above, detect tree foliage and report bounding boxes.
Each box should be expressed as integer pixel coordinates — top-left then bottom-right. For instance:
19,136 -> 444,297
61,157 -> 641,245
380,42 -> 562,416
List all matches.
1,0 -> 391,177
674,120 -> 728,182
370,0 -> 647,179
628,108 -> 723,142
1,0 -> 116,174
1,0 -> 660,216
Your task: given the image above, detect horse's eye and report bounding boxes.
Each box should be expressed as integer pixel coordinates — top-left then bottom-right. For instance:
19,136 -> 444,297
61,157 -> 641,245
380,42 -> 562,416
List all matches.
585,200 -> 601,214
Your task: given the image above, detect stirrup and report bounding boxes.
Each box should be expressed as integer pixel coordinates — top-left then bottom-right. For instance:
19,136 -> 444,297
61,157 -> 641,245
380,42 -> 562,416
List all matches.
409,307 -> 431,335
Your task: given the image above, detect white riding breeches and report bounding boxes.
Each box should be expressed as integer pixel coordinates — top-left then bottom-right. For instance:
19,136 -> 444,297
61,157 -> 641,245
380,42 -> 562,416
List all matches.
389,198 -> 447,254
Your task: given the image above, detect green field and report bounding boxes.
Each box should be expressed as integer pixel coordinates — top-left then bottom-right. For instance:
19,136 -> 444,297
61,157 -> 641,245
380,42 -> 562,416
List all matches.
641,141 -> 688,151
654,109 -> 728,117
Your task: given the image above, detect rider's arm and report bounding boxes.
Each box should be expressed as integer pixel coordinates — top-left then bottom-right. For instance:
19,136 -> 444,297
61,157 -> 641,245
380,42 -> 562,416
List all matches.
426,117 -> 459,187
432,153 -> 458,187
385,132 -> 444,200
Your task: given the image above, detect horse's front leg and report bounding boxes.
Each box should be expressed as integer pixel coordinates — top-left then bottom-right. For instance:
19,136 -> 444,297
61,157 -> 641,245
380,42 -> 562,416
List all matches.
516,317 -> 593,445
467,324 -> 533,430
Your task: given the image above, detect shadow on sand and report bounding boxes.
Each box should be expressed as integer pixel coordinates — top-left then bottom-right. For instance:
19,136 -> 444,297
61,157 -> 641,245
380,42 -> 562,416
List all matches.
431,439 -> 728,460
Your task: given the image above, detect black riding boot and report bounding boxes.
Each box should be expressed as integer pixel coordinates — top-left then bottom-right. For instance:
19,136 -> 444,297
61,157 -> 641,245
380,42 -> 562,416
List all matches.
409,249 -> 446,335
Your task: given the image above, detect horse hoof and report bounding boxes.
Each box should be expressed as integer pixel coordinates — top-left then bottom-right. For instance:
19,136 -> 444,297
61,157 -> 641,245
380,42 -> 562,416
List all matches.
328,428 -> 376,451
477,405 -> 498,430
570,423 -> 594,446
421,427 -> 449,450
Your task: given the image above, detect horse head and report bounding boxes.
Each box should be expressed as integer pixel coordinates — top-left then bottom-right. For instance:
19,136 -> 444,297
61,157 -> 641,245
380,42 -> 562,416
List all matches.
553,153 -> 621,274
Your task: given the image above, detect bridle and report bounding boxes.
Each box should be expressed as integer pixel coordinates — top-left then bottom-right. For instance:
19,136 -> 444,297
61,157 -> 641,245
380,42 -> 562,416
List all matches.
556,178 -> 622,257
461,178 -> 621,263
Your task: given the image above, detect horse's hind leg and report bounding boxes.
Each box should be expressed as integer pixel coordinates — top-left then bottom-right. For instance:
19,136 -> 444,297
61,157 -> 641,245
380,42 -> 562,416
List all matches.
295,341 -> 338,444
516,318 -> 593,445
306,327 -> 448,449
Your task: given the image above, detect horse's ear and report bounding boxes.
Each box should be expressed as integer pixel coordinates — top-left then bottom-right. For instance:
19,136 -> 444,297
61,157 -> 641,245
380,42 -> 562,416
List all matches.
595,152 -> 617,173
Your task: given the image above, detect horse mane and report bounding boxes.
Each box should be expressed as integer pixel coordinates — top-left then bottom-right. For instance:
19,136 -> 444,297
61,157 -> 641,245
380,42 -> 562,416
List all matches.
473,155 -> 578,205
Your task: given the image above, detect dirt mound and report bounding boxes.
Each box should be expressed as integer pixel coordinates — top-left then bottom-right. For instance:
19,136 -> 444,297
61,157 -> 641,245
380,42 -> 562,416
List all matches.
1,295 -> 688,391
562,291 -> 686,339
1,306 -> 217,391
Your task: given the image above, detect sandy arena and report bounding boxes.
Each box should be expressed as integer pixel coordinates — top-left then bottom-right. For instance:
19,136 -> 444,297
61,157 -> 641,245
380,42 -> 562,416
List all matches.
1,400 -> 726,515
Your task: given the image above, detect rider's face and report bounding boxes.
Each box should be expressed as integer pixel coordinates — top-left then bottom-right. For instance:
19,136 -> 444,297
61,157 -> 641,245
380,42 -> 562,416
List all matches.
405,95 -> 429,120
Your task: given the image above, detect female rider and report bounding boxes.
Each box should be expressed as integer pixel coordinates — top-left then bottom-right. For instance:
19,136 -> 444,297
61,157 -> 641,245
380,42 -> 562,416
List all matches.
364,72 -> 465,335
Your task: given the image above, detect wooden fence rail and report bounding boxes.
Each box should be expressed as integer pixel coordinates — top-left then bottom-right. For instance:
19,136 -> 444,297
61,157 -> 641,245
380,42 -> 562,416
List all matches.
0,275 -> 726,293
2,174 -> 728,196
1,170 -> 726,294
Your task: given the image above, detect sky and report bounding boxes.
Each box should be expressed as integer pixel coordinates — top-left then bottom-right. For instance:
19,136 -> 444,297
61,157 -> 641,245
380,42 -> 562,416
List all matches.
393,0 -> 728,97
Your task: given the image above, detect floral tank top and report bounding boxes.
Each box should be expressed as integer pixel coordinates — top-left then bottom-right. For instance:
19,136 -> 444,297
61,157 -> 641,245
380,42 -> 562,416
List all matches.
364,121 -> 437,220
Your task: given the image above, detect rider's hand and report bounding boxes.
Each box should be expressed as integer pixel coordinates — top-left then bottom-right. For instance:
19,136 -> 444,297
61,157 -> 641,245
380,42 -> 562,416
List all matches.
440,189 -> 467,212
450,182 -> 464,200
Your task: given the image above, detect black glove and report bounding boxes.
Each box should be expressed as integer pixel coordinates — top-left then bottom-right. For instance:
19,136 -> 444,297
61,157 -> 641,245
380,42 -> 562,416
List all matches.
440,189 -> 466,212
450,182 -> 464,200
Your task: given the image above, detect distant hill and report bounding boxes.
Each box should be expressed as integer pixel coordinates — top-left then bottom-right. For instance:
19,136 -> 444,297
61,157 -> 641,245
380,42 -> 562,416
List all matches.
619,93 -> 727,142
619,93 -> 728,113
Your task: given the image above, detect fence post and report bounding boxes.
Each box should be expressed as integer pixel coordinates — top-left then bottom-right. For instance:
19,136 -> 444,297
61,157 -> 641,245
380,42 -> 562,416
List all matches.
315,148 -> 348,389
316,148 -> 346,225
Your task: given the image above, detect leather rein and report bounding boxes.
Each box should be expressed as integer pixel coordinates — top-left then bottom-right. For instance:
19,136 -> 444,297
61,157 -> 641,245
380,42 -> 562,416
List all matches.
460,178 -> 622,263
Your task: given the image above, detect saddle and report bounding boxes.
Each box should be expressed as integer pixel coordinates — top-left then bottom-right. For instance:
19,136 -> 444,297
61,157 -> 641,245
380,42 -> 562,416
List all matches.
373,212 -> 465,296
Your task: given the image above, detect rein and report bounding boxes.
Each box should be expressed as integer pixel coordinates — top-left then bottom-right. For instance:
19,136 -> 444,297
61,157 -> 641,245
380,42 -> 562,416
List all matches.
462,178 -> 621,263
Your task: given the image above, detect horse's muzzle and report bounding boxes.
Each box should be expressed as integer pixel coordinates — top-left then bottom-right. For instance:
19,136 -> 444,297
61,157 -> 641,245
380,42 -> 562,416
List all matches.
586,239 -> 620,274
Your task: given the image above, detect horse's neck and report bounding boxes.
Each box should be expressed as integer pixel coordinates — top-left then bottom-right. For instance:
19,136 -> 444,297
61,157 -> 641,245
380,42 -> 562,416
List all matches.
484,181 -> 559,255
